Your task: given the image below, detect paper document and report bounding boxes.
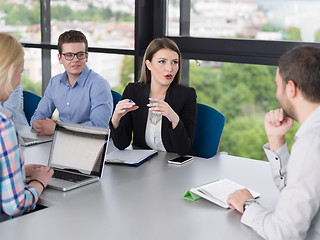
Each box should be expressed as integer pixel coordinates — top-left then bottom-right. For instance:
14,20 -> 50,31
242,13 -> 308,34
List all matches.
188,179 -> 260,208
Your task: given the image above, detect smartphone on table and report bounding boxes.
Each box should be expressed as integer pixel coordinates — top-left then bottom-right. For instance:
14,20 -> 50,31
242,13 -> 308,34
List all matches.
168,156 -> 193,165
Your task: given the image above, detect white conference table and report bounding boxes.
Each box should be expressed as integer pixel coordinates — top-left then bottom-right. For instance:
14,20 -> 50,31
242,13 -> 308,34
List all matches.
0,141 -> 279,240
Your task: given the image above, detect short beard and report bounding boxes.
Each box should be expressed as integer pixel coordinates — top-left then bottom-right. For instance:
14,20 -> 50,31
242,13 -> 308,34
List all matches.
282,108 -> 296,122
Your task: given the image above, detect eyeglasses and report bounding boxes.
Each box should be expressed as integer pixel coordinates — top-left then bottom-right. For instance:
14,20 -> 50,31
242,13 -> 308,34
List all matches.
61,51 -> 87,61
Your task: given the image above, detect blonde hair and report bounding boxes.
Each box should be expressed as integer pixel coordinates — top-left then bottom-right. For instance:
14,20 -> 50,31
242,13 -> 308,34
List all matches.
139,38 -> 181,84
0,33 -> 24,96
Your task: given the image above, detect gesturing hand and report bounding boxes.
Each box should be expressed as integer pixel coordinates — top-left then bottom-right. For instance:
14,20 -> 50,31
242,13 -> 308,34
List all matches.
147,98 -> 179,129
111,99 -> 139,128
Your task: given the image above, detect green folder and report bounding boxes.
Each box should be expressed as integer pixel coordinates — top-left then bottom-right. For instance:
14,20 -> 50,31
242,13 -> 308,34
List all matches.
183,179 -> 219,201
183,190 -> 201,201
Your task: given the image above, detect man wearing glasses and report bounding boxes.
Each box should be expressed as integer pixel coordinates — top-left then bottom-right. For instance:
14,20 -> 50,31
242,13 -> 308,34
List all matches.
31,30 -> 113,135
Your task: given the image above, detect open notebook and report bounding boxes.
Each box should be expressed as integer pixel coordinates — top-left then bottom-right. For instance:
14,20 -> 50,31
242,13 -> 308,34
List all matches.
47,122 -> 110,191
184,179 -> 260,208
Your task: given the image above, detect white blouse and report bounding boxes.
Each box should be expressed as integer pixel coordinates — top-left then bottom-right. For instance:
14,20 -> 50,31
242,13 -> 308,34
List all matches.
145,109 -> 166,152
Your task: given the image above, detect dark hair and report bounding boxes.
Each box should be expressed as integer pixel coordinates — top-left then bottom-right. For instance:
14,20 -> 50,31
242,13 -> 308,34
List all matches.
279,45 -> 320,103
139,38 -> 181,84
57,30 -> 88,54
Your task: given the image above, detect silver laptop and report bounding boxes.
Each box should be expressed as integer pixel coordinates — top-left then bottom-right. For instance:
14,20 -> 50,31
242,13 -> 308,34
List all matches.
16,124 -> 53,147
47,122 -> 110,192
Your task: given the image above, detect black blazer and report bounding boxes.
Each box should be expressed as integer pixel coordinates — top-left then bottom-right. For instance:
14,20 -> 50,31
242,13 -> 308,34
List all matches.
110,82 -> 197,155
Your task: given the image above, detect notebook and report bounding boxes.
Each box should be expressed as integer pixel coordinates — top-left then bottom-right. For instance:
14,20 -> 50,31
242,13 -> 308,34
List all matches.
16,124 -> 53,147
105,149 -> 158,167
47,122 -> 110,191
184,179 -> 260,208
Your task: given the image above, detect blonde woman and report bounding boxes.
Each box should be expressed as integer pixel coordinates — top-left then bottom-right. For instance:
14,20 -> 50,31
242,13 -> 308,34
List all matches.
0,33 -> 53,221
111,38 -> 197,155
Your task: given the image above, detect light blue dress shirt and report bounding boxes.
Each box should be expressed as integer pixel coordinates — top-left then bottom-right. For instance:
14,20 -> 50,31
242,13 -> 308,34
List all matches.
241,106 -> 320,240
0,83 -> 29,126
30,65 -> 113,128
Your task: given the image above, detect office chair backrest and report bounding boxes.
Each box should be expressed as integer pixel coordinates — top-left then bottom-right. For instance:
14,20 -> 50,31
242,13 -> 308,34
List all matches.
23,90 -> 41,125
193,103 -> 225,158
111,90 -> 122,111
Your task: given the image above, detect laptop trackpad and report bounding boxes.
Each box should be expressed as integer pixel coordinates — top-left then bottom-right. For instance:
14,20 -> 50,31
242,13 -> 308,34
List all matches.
47,178 -> 80,191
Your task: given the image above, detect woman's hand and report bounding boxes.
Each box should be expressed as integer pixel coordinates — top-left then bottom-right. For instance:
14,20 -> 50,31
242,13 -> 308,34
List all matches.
111,99 -> 139,128
28,166 -> 54,195
25,164 -> 46,177
147,98 -> 180,129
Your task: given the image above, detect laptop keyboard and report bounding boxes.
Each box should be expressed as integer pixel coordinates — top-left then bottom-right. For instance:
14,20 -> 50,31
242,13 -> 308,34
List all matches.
53,170 -> 91,182
22,136 -> 38,143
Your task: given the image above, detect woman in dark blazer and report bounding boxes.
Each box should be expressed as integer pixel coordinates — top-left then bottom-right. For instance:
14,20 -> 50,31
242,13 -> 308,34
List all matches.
110,38 -> 197,155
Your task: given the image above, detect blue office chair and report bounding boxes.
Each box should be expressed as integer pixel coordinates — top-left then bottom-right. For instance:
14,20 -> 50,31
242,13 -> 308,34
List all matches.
23,90 -> 41,125
111,90 -> 122,111
193,103 -> 225,158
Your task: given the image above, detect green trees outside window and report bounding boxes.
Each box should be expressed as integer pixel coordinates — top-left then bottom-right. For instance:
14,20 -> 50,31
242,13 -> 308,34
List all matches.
189,61 -> 299,160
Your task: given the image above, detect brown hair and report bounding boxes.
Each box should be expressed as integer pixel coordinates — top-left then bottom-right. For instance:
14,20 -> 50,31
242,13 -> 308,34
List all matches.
58,30 -> 88,54
139,38 -> 181,84
279,45 -> 320,102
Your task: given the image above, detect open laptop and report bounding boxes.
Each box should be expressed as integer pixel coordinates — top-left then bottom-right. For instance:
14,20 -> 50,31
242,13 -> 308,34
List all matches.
47,122 -> 110,191
16,124 -> 53,147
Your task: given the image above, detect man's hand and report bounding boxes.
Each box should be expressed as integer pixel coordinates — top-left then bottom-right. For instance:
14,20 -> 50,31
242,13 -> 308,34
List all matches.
227,188 -> 254,214
264,108 -> 294,151
33,118 -> 57,136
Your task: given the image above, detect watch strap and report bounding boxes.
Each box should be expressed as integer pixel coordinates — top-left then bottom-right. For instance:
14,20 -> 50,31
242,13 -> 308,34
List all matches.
243,199 -> 256,212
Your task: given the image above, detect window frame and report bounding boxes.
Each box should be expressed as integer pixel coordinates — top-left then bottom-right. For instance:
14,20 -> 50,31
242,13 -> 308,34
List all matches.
166,0 -> 320,84
20,0 -> 320,95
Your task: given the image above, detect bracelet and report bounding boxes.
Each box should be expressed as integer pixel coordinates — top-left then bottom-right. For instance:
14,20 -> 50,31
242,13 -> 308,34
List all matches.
27,179 -> 45,192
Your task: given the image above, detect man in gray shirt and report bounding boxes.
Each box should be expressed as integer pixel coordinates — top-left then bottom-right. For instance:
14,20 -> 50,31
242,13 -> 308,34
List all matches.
227,46 -> 320,239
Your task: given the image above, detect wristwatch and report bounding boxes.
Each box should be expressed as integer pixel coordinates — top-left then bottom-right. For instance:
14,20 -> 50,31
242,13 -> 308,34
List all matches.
243,199 -> 256,212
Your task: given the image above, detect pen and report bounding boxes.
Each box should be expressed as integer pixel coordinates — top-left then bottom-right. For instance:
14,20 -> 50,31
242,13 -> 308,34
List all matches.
107,160 -> 125,163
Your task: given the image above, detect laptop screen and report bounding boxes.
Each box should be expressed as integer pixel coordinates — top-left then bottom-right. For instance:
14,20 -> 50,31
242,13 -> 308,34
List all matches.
48,123 -> 110,177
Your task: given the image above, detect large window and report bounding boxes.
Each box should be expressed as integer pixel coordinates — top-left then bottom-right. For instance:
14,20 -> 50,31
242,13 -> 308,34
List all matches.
1,0 -> 316,160
168,0 -> 320,42
0,0 -> 41,42
189,60 -> 299,160
0,0 -> 135,95
166,0 -> 312,160
50,0 -> 134,49
0,0 -> 134,47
